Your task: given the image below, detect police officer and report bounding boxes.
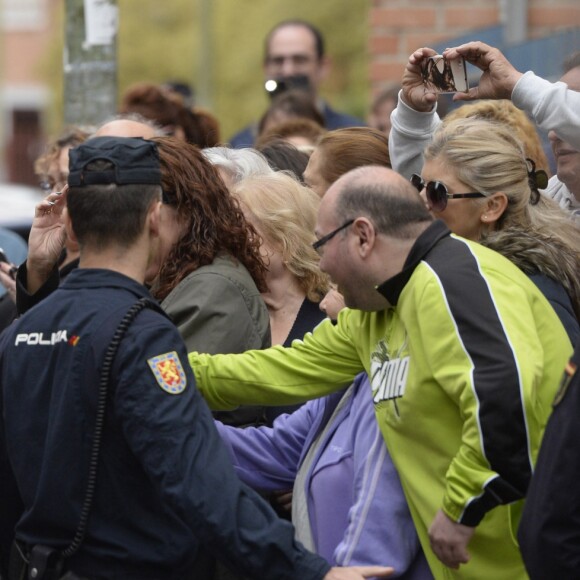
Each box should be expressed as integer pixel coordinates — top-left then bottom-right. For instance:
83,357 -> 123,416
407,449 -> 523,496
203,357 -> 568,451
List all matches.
0,137 -> 391,580
518,342 -> 580,579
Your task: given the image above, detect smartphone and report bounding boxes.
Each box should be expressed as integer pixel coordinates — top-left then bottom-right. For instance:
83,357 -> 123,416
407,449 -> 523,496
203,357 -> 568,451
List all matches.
422,55 -> 469,93
0,247 -> 17,280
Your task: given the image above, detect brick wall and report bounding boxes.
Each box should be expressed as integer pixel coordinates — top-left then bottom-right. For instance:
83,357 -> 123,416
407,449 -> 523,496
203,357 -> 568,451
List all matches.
369,0 -> 580,93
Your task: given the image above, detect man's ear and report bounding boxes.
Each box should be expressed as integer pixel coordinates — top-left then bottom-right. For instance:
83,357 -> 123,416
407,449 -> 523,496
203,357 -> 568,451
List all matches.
148,200 -> 162,238
64,210 -> 78,246
481,192 -> 508,226
352,217 -> 376,258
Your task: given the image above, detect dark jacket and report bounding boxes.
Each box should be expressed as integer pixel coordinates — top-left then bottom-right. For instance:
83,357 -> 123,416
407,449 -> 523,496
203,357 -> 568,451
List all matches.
0,269 -> 329,580
229,102 -> 364,148
518,342 -> 580,579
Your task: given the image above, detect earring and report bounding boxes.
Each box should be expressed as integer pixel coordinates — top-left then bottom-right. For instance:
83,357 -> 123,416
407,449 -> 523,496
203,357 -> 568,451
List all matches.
482,214 -> 488,222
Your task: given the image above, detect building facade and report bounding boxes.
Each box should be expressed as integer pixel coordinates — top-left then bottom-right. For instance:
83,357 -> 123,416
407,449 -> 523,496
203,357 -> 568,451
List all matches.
369,0 -> 580,94
1,0 -> 578,185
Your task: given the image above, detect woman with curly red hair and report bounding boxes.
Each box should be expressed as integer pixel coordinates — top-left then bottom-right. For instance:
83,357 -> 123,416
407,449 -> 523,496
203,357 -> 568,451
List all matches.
149,136 -> 270,357
18,133 -> 269,360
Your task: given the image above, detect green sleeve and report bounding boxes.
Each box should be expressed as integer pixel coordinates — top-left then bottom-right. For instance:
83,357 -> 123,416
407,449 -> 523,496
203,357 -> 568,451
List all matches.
414,270 -> 552,526
189,311 -> 365,410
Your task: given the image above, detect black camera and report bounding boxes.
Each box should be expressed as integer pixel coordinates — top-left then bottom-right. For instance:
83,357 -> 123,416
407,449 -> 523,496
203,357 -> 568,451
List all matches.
264,74 -> 312,99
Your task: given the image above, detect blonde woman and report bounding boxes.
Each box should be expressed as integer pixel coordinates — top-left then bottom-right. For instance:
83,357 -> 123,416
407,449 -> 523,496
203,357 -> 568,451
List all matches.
233,171 -> 329,423
415,117 -> 579,342
233,172 -> 329,347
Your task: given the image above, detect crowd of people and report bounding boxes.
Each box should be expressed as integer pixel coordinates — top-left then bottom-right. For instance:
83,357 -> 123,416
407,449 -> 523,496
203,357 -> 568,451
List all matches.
0,16 -> 579,580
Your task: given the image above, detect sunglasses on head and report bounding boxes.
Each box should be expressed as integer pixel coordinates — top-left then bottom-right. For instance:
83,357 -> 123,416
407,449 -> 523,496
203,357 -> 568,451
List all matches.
410,174 -> 485,212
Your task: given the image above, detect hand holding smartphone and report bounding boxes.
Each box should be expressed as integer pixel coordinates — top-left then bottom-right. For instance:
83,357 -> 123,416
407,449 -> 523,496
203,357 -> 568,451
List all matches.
422,55 -> 469,94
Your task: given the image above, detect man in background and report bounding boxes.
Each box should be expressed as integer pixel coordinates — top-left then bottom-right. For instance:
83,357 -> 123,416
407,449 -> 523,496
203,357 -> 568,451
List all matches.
545,51 -> 580,215
230,20 -> 362,148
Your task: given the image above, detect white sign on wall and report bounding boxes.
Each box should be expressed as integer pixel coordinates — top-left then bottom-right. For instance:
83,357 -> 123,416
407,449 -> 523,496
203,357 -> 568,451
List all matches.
84,0 -> 118,47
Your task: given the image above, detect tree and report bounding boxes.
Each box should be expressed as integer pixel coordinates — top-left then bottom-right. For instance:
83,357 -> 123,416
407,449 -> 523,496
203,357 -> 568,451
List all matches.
45,0 -> 371,140
64,0 -> 118,126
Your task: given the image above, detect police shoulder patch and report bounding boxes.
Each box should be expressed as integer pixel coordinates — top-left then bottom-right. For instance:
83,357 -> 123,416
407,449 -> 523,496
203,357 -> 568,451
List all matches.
147,351 -> 187,395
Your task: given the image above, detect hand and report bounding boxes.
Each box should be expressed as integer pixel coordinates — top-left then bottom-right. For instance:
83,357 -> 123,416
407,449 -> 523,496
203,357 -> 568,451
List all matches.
401,47 -> 440,112
320,286 -> 346,321
26,187 -> 69,294
324,566 -> 394,579
442,41 -> 523,102
428,509 -> 475,569
0,261 -> 17,302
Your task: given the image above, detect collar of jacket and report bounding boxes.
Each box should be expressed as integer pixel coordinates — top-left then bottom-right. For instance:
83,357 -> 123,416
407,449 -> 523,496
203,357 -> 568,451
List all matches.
376,219 -> 450,306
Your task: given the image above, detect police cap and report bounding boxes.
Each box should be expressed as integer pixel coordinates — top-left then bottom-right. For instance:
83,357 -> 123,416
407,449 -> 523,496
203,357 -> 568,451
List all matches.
68,137 -> 161,187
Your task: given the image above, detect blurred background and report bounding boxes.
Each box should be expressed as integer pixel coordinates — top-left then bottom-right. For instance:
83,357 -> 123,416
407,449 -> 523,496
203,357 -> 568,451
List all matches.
1,0 -> 578,188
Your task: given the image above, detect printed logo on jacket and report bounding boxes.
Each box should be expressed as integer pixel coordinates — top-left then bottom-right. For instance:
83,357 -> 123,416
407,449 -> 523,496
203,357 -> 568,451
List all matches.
14,330 -> 80,346
370,338 -> 409,404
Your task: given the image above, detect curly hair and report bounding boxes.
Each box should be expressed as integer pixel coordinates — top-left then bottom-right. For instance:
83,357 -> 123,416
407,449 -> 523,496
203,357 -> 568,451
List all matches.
34,126 -> 92,188
121,83 -> 220,148
232,172 -> 330,301
151,136 -> 268,300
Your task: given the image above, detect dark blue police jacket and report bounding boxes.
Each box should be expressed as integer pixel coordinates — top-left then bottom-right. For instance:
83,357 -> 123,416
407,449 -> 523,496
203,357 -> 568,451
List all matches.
0,269 -> 329,580
518,342 -> 580,579
229,102 -> 364,148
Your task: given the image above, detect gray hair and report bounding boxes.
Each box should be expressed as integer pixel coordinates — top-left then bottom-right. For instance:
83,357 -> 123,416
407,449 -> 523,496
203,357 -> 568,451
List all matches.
202,147 -> 274,185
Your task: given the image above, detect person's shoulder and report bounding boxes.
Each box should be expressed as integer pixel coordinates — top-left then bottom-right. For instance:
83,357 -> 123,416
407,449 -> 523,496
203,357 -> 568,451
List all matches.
228,123 -> 258,148
322,103 -> 365,129
169,256 -> 259,294
160,257 -> 266,329
206,254 -> 255,280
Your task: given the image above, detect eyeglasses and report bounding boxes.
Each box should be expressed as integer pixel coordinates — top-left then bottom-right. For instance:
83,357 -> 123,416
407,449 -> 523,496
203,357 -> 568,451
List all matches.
410,174 -> 485,212
312,219 -> 354,253
266,54 -> 316,68
40,173 -> 68,194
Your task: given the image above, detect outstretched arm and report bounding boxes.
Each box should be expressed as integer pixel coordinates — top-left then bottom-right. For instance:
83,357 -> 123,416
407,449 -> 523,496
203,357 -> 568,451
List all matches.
389,47 -> 442,179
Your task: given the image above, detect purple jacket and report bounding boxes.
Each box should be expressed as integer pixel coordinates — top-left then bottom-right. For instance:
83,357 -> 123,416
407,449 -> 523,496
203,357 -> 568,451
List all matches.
216,373 -> 432,579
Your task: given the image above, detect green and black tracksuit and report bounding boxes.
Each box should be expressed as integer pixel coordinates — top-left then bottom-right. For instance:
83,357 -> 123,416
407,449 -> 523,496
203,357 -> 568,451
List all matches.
190,221 -> 572,579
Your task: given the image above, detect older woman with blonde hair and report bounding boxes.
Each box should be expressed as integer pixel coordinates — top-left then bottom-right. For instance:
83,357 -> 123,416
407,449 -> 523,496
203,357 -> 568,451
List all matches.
233,172 -> 329,347
232,171 -> 329,426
